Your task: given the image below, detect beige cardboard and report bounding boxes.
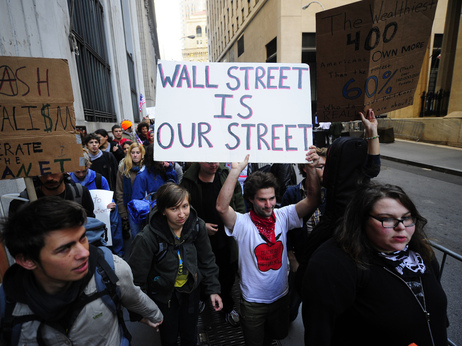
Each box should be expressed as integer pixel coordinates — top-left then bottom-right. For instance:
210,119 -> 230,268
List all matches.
0,56 -> 83,179
316,0 -> 438,122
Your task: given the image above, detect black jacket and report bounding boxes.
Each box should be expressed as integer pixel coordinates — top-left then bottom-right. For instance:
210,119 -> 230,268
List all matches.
303,238 -> 448,346
127,207 -> 220,304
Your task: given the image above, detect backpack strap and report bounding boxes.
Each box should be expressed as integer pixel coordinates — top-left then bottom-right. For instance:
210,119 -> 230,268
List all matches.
94,247 -> 132,345
95,173 -> 103,190
68,182 -> 83,205
0,285 -> 41,346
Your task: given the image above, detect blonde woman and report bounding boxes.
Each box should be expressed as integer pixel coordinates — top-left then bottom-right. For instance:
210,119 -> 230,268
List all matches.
116,142 -> 146,239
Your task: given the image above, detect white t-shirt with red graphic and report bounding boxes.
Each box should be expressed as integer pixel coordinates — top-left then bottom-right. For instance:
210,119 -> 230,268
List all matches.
225,204 -> 302,304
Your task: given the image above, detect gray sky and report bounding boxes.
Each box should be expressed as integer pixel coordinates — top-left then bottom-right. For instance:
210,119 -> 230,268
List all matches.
155,0 -> 182,60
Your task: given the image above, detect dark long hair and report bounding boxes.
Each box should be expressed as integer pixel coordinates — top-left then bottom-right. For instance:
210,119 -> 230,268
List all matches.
144,144 -> 167,180
335,182 -> 433,267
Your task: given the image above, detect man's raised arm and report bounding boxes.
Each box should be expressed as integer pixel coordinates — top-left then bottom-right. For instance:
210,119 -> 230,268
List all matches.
216,155 -> 249,232
295,147 -> 321,219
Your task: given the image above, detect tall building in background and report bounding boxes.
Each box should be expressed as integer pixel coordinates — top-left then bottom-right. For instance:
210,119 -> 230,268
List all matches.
206,0 -> 462,147
181,0 -> 208,61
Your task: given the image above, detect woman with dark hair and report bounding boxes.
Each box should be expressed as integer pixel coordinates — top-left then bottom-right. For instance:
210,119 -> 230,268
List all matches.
128,183 -> 222,346
131,144 -> 178,201
303,182 -> 448,346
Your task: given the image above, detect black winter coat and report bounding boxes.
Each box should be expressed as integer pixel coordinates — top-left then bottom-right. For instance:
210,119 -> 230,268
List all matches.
128,207 -> 220,304
303,238 -> 448,346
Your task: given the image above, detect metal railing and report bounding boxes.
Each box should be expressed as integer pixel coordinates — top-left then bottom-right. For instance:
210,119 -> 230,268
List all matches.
377,118 -> 424,142
429,240 -> 462,346
420,89 -> 450,117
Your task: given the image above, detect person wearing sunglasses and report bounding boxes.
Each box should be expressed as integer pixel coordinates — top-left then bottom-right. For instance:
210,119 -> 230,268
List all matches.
303,182 -> 448,346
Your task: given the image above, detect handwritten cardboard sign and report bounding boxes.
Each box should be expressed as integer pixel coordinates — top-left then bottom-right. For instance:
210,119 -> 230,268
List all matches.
316,0 -> 438,122
0,56 -> 83,180
154,60 -> 312,163
89,189 -> 113,246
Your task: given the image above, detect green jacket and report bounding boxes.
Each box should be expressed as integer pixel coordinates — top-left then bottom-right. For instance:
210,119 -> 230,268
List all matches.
180,163 -> 245,262
128,207 -> 220,304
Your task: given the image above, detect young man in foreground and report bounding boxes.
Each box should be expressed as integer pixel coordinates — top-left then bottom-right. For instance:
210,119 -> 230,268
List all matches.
0,197 -> 162,345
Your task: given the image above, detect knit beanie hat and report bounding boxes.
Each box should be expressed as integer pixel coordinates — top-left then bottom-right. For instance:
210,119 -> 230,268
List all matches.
121,120 -> 133,130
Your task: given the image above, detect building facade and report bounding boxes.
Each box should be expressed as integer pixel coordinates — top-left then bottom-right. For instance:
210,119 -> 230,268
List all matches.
0,0 -> 161,194
206,0 -> 462,147
181,0 -> 209,62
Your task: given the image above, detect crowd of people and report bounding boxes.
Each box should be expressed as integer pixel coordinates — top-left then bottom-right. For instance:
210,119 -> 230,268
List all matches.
0,109 -> 449,345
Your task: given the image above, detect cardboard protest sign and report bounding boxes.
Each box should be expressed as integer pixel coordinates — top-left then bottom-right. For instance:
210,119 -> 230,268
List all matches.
154,60 -> 312,163
0,56 -> 83,179
90,189 -> 113,246
316,0 -> 438,122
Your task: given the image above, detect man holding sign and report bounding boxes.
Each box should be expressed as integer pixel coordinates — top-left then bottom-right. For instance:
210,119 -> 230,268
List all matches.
9,173 -> 95,218
216,148 -> 321,345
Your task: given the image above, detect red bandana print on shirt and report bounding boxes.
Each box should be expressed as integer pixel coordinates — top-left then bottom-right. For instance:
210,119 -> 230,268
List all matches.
250,210 -> 283,271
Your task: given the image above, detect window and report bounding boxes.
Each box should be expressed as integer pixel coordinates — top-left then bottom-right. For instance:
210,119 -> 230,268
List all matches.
428,34 -> 443,93
68,0 -> 116,122
266,37 -> 277,62
196,25 -> 202,37
302,33 -> 317,116
238,35 -> 244,57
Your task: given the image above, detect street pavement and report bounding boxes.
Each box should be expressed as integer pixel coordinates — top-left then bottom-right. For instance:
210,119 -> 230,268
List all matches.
379,139 -> 462,176
124,140 -> 462,345
3,139 -> 462,345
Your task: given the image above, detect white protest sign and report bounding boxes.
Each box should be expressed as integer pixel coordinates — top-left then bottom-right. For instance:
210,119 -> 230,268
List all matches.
90,189 -> 113,246
154,60 -> 312,163
146,106 -> 156,120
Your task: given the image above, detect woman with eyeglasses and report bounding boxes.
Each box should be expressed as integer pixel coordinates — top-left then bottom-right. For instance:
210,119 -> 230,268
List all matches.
303,182 -> 448,346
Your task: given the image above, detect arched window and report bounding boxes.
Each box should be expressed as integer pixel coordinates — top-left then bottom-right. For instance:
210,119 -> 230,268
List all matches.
196,26 -> 202,37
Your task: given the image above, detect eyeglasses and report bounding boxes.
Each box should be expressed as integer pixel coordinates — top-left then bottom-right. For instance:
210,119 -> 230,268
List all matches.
369,215 -> 416,228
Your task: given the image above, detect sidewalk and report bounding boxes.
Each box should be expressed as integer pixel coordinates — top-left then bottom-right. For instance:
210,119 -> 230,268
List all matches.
380,139 -> 462,176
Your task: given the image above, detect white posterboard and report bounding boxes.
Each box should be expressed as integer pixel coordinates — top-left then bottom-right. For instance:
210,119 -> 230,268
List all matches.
154,60 -> 312,163
90,189 -> 113,246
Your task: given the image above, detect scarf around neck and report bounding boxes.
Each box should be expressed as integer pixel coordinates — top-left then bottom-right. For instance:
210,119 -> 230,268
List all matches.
250,209 -> 277,245
88,150 -> 103,161
378,245 -> 426,276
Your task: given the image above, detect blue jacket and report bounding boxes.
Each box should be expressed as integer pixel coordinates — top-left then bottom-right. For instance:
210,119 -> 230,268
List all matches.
131,165 -> 178,200
70,169 -> 110,191
70,169 -> 124,257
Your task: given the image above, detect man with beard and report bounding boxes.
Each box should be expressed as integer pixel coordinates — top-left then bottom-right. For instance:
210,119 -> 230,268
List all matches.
8,173 -> 95,218
216,149 -> 321,346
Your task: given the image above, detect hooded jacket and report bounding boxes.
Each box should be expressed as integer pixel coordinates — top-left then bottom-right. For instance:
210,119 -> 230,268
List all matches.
127,206 -> 220,304
0,247 -> 162,345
